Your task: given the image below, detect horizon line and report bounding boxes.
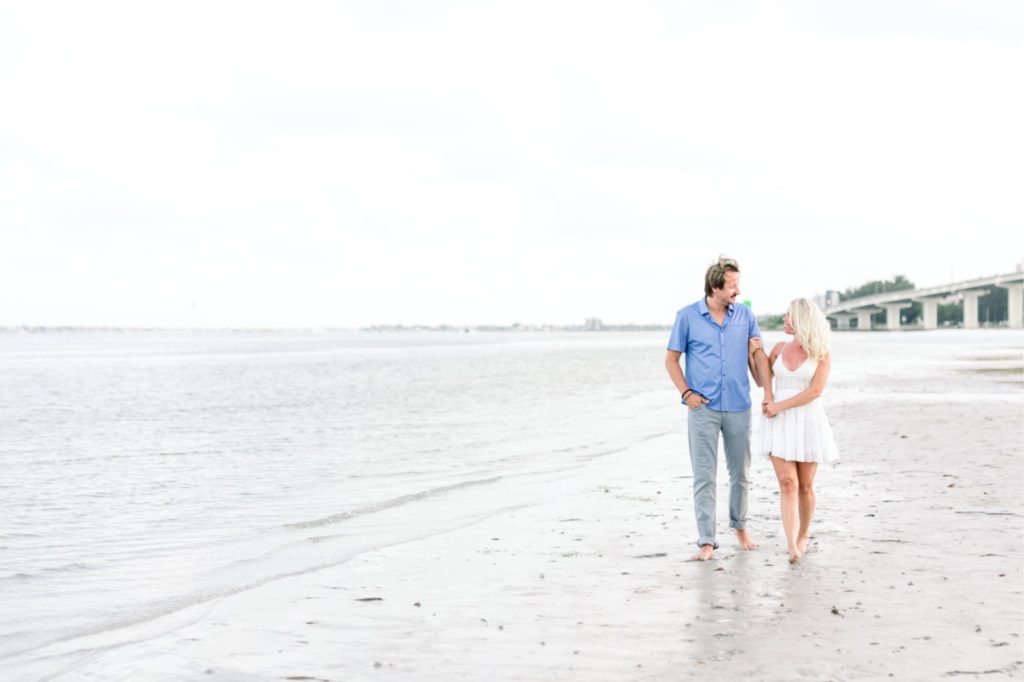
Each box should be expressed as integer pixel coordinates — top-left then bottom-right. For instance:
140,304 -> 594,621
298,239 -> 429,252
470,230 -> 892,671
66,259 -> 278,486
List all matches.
0,322 -> 683,333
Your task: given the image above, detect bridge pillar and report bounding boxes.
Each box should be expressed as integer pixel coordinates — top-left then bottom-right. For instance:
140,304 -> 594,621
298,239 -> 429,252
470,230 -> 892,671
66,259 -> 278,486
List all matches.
915,296 -> 943,330
996,283 -> 1023,328
883,303 -> 912,330
832,314 -> 853,330
852,307 -> 883,330
960,289 -> 989,329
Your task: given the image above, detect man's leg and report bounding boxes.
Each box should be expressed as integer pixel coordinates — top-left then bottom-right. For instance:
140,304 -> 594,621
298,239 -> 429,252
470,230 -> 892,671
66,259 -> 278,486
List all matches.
688,406 -> 721,556
722,408 -> 756,549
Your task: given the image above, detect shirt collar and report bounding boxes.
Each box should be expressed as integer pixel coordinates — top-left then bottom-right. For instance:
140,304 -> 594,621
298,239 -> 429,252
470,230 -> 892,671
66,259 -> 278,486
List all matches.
700,298 -> 734,317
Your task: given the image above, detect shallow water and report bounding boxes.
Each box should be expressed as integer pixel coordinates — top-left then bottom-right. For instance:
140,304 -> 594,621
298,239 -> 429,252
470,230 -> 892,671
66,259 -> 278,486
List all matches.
0,330 -> 674,660
0,328 -> 1020,665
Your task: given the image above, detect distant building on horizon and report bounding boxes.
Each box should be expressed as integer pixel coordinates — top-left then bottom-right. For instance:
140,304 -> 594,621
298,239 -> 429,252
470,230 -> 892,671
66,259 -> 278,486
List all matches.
815,290 -> 841,310
584,317 -> 603,331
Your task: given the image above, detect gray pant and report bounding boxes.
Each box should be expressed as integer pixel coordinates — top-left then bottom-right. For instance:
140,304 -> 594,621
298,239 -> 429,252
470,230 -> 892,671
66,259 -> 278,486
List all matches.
687,406 -> 752,548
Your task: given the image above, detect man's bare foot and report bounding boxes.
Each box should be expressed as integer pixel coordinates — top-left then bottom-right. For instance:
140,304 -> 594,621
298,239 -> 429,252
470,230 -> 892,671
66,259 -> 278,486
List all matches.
692,544 -> 714,561
735,529 -> 757,550
796,535 -> 810,554
788,547 -> 802,564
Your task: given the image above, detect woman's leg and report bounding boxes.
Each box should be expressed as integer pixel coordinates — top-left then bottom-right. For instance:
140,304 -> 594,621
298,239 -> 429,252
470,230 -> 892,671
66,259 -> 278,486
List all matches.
770,456 -> 801,562
795,461 -> 818,553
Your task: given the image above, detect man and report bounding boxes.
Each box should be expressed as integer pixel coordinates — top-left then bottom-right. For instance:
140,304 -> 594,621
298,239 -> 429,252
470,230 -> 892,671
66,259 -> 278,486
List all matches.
665,256 -> 769,561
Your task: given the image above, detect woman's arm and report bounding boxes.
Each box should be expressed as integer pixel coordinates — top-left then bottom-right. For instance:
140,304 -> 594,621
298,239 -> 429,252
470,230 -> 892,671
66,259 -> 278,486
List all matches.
770,354 -> 831,413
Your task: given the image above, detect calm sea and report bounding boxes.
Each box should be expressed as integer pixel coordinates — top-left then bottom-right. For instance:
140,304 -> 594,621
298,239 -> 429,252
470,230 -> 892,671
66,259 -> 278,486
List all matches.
0,330 -> 673,661
1,328 -> 1020,668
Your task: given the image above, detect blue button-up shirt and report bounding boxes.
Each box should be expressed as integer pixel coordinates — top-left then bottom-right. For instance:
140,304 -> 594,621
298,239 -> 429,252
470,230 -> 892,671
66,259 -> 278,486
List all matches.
667,298 -> 761,412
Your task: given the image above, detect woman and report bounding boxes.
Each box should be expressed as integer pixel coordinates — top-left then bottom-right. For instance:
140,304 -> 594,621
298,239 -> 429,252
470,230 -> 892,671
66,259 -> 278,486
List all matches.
755,298 -> 839,564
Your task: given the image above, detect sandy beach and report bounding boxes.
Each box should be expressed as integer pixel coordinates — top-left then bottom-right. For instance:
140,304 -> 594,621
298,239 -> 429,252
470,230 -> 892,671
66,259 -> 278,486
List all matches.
4,331 -> 1023,680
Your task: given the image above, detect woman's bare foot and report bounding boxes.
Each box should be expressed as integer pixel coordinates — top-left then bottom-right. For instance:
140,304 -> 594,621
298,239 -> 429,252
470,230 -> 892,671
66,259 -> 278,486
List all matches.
788,547 -> 802,564
796,535 -> 810,554
692,544 -> 714,561
735,529 -> 757,550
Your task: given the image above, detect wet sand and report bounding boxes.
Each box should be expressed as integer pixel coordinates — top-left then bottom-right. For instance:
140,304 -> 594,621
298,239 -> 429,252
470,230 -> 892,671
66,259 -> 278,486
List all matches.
6,333 -> 1023,680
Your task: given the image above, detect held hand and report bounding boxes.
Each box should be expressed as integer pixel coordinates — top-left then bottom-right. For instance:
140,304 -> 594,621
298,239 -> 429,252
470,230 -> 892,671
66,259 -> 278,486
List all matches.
748,337 -> 763,354
763,400 -> 782,418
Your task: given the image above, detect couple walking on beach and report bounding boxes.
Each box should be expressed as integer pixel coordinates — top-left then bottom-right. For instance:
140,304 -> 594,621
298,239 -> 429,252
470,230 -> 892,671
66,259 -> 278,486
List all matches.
665,256 -> 839,563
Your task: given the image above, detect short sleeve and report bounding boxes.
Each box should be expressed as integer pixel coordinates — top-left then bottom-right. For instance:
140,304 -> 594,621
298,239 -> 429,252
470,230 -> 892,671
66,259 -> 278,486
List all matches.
748,309 -> 761,339
667,310 -> 688,352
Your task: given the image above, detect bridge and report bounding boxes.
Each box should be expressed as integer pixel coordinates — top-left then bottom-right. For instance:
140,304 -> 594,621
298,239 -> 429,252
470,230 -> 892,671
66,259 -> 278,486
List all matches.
824,269 -> 1024,330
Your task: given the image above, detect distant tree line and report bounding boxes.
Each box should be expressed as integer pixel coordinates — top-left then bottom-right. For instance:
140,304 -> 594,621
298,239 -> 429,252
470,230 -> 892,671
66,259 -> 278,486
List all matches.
838,275 -> 1009,326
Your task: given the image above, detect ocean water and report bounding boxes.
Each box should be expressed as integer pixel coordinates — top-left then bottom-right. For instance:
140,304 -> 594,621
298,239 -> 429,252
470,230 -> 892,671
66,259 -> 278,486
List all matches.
1,328 -> 1020,670
0,330 -> 675,662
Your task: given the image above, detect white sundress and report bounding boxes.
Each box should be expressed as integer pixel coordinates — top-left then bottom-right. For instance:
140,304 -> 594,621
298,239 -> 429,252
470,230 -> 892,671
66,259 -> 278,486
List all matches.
759,350 -> 840,465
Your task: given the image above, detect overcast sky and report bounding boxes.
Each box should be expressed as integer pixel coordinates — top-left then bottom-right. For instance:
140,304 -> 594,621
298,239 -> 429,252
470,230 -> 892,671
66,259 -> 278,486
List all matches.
1,1 -> 1021,328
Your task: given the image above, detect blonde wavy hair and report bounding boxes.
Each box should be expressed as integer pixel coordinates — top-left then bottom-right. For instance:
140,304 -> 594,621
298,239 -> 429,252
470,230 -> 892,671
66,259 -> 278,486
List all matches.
788,298 -> 831,362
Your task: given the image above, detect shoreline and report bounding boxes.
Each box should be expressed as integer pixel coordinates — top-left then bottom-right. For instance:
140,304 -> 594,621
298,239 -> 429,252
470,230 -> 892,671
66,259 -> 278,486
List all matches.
3,335 -> 1022,680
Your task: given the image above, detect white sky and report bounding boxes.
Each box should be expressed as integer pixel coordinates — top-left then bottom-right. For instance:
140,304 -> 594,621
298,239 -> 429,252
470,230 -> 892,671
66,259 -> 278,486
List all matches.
1,1 -> 1021,328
